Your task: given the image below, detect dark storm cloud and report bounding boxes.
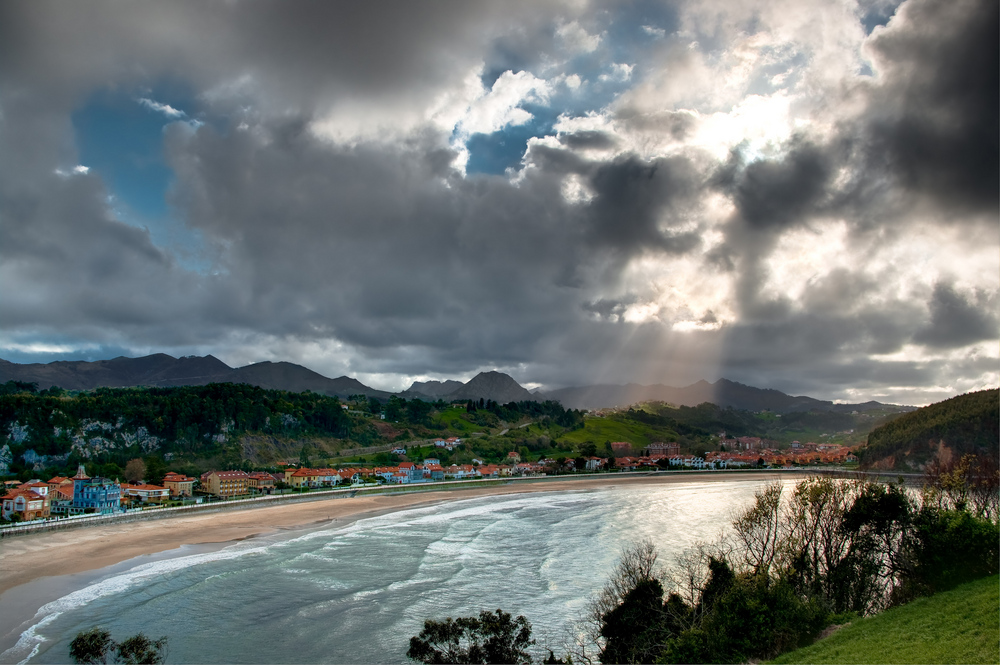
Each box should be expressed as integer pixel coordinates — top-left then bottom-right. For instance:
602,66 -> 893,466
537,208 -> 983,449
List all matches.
913,283 -> 998,349
705,139 -> 840,322
163,115 -> 593,361
0,1 -> 557,111
0,94 -> 201,341
557,131 -> 619,151
732,142 -> 832,230
582,296 -> 637,320
586,156 -> 704,256
859,0 -> 999,215
614,109 -> 697,141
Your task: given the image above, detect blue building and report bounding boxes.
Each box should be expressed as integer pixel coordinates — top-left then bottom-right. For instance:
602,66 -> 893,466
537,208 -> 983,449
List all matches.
71,467 -> 122,515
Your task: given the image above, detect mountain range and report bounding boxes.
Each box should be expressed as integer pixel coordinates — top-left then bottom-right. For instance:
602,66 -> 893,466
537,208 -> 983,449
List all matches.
0,354 -> 906,413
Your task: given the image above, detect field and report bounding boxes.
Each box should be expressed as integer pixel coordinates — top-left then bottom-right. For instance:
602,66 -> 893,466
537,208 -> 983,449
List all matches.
770,575 -> 1000,664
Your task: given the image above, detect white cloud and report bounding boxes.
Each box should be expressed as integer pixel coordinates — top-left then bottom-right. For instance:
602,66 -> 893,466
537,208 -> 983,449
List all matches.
458,69 -> 550,136
599,63 -> 634,82
556,20 -> 601,53
54,165 -> 90,177
137,97 -> 186,118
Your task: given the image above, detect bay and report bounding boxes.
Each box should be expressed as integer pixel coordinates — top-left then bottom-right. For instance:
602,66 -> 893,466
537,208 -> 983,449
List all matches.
4,476 -> 790,664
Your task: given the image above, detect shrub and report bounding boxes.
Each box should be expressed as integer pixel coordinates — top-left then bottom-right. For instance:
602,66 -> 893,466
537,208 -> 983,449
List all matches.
900,507 -> 1000,598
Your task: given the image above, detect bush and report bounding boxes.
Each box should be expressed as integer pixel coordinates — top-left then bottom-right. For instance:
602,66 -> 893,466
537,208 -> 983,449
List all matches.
695,573 -> 828,662
901,507 -> 1000,598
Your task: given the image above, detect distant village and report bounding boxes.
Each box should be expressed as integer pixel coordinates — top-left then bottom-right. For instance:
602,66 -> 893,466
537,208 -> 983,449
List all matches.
1,436 -> 857,523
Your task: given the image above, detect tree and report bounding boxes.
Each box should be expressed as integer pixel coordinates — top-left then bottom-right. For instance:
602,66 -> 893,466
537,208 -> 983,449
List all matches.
143,456 -> 167,486
115,634 -> 168,665
124,458 -> 146,484
69,627 -> 115,664
406,399 -> 433,425
408,609 -> 534,664
599,579 -> 669,664
69,629 -> 167,665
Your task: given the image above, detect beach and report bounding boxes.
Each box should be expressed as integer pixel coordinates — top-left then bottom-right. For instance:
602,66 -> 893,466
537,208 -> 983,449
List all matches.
0,471 -> 806,663
0,472 -> 793,598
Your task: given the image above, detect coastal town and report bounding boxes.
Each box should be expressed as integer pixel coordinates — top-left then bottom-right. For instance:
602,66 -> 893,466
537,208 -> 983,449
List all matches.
1,436 -> 857,524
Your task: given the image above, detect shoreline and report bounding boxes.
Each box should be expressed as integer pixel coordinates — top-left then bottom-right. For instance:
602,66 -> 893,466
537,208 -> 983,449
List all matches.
0,472 -> 794,647
0,472 -> 796,596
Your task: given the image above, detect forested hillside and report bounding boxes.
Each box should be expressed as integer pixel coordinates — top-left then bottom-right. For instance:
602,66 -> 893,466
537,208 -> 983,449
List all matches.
0,381 -> 583,481
859,389 -> 999,471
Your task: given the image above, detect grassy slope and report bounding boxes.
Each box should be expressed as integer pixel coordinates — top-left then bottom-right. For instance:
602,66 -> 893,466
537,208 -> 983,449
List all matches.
770,575 -> 1000,664
431,407 -> 487,435
558,416 -> 666,449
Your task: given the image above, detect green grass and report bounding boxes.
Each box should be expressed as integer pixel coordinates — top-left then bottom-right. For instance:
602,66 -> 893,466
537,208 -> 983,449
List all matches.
558,416 -> 669,449
430,407 -> 487,435
770,575 -> 1000,664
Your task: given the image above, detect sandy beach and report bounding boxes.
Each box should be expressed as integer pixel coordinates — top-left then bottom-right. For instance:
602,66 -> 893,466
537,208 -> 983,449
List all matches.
0,472 -> 789,597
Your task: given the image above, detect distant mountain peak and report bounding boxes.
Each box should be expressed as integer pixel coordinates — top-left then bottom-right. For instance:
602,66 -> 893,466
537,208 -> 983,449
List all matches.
446,371 -> 536,404
0,354 -> 391,399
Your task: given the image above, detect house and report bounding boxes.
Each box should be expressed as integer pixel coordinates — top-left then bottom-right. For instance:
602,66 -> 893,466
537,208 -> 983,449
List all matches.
2,488 -> 50,520
201,470 -> 251,497
248,472 -> 276,493
506,451 -> 521,463
72,476 -> 122,514
121,483 -> 170,504
48,485 -> 74,515
288,468 -> 321,488
616,457 -> 640,471
47,476 -> 74,495
736,437 -> 763,450
445,464 -> 478,480
646,442 -> 680,457
163,472 -> 196,497
585,457 -> 606,471
610,442 -> 632,455
397,462 -> 424,482
20,481 -> 50,498
373,466 -> 399,482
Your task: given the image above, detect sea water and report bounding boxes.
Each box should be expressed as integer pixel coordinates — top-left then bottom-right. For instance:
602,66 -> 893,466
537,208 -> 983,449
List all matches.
1,477 -> 788,664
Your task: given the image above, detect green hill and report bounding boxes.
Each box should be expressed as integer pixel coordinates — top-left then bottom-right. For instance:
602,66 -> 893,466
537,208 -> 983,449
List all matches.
858,389 -> 998,471
770,575 -> 999,664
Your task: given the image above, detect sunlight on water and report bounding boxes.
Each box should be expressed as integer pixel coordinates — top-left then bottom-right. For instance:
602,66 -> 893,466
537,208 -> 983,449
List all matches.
4,478 -> 790,664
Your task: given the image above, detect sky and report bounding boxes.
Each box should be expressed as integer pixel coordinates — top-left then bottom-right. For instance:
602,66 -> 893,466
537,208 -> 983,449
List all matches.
0,0 -> 996,406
